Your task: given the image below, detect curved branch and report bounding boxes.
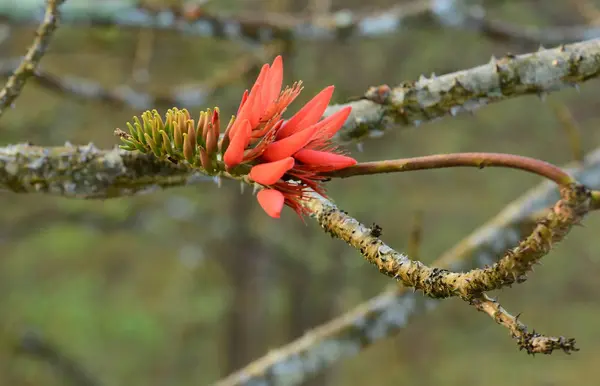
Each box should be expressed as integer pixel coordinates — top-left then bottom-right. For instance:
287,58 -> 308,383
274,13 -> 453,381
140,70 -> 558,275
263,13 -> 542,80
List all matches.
305,183 -> 592,299
214,148 -> 600,386
324,152 -> 574,186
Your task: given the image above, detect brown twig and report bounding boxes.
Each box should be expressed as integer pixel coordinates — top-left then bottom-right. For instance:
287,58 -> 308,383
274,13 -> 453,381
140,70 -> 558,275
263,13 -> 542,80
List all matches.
0,0 -> 64,117
470,293 -> 579,355
324,153 -> 575,186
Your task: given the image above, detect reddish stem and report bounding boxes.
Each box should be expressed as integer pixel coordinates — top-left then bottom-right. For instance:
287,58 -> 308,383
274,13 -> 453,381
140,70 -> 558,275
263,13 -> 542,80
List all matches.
322,152 -> 574,186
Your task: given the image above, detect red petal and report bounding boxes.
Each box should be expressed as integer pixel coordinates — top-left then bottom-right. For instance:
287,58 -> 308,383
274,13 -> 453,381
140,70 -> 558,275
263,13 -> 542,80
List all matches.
224,120 -> 251,167
257,189 -> 285,218
236,89 -> 249,116
277,85 -> 334,139
254,63 -> 270,88
294,149 -> 357,170
261,56 -> 283,113
318,106 -> 351,140
230,88 -> 258,139
261,125 -> 320,162
230,76 -> 264,140
249,157 -> 294,185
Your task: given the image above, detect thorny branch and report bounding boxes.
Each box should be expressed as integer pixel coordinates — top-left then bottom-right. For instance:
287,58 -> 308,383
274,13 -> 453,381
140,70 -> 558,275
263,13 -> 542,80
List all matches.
0,0 -> 64,117
470,293 -> 578,355
305,183 -> 594,299
327,38 -> 600,142
214,149 -> 600,386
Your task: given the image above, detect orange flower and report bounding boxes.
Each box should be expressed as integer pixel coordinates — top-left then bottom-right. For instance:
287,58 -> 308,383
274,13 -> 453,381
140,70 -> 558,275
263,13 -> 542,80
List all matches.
223,55 -> 356,218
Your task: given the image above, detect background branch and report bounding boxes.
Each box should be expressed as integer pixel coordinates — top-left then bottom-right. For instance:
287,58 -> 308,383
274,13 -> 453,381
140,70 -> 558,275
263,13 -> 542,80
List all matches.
0,0 -> 64,116
14,330 -> 100,386
3,39 -> 599,146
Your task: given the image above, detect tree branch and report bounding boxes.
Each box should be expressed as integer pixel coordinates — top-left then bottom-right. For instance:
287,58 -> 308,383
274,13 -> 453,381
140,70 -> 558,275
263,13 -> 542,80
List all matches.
305,183 -> 593,298
3,40 -> 600,146
2,143 -> 600,385
325,152 -> 574,186
469,293 -> 578,355
0,143 -> 211,198
326,38 -> 600,143
214,148 -> 600,386
0,0 -> 64,117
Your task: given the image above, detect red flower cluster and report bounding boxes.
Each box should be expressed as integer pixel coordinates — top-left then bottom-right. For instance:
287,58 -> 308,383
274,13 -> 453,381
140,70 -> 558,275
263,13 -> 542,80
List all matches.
223,55 -> 356,218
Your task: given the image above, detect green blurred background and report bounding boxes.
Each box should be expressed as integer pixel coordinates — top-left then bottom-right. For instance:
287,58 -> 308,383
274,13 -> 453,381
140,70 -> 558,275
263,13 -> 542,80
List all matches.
2,0 -> 600,385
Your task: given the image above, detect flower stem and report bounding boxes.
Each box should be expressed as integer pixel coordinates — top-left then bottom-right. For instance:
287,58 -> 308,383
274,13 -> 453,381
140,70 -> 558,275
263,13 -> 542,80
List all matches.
323,152 -> 574,186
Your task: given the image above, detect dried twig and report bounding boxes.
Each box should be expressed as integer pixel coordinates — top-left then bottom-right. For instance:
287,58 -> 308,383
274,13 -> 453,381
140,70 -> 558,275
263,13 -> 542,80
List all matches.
0,0 -> 64,117
470,293 -> 578,355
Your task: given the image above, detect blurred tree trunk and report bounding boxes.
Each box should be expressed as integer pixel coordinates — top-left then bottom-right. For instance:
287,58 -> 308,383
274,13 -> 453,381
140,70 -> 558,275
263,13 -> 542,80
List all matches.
220,187 -> 270,375
285,229 -> 346,386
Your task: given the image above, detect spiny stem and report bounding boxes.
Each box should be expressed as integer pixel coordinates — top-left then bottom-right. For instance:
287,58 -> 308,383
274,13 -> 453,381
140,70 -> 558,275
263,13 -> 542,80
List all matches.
324,152 -> 574,186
